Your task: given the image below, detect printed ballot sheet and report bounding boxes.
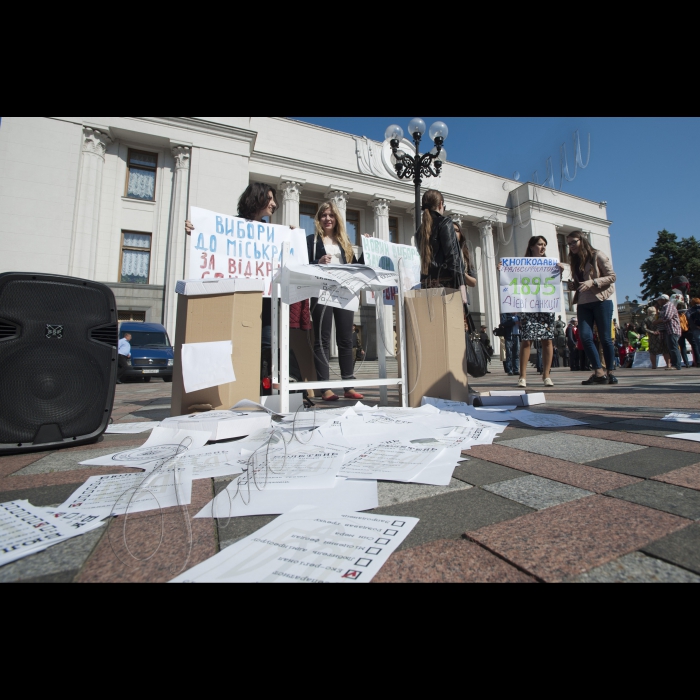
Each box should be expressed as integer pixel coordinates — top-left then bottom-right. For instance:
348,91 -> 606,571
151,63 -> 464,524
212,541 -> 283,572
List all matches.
233,447 -> 345,490
59,464 -> 194,516
79,428 -> 211,469
161,410 -> 271,442
196,478 -> 378,519
106,422 -> 160,434
421,396 -> 516,422
174,444 -> 246,480
0,501 -> 106,567
666,433 -> 700,443
662,413 -> 700,424
172,508 -> 419,584
512,410 -> 588,428
181,341 -> 235,393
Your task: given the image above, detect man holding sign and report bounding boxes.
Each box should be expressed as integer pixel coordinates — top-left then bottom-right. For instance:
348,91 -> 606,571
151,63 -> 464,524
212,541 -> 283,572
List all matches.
498,236 -> 566,388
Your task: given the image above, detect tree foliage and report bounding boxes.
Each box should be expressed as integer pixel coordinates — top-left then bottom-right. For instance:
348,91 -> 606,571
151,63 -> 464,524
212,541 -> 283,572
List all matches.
640,230 -> 700,300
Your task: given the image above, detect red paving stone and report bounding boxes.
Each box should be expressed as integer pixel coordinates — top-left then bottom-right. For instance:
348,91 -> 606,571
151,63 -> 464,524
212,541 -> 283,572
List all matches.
0,453 -> 48,478
374,540 -> 537,583
652,464 -> 700,491
0,467 -> 142,493
467,495 -> 691,583
563,429 -> 700,454
466,444 -> 642,493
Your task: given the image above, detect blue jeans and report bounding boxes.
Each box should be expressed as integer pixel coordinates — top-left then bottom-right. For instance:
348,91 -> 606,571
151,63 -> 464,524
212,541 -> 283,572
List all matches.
690,330 -> 700,367
504,335 -> 520,374
666,333 -> 682,370
577,300 -> 615,372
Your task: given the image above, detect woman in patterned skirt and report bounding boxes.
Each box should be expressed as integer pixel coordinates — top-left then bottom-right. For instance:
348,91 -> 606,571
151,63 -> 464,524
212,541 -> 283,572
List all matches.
498,236 -> 565,388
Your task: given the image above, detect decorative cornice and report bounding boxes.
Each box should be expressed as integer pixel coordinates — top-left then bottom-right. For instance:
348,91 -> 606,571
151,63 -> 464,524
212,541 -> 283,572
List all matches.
172,145 -> 191,171
82,127 -> 111,159
132,117 -> 258,146
326,190 -> 350,210
369,198 -> 391,218
476,221 -> 494,238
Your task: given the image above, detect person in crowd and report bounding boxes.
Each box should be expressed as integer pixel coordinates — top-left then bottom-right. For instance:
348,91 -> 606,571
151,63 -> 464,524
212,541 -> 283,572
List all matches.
308,201 -> 365,401
643,306 -> 670,369
500,313 -> 520,376
566,318 -> 579,371
556,321 -> 567,367
417,190 -> 465,293
117,333 -> 132,385
352,325 -> 365,367
497,236 -> 565,387
566,231 -> 617,385
453,221 -> 477,296
686,297 -> 700,367
479,325 -> 494,371
185,183 -> 284,385
627,325 -> 640,349
619,340 -> 629,368
656,293 -> 683,371
677,302 -> 692,368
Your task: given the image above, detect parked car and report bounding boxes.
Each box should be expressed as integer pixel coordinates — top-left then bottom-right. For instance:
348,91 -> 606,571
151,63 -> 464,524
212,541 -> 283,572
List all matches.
119,322 -> 174,383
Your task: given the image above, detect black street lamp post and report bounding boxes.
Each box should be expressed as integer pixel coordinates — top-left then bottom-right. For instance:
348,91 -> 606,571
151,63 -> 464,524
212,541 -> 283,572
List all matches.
385,119 -> 449,226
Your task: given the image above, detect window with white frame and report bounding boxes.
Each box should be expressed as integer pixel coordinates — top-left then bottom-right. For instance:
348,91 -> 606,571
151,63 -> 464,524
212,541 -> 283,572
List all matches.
120,232 -> 151,285
125,150 -> 158,201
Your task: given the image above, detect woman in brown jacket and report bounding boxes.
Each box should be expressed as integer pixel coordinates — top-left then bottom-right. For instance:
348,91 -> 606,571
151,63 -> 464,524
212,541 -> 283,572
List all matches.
567,232 -> 618,385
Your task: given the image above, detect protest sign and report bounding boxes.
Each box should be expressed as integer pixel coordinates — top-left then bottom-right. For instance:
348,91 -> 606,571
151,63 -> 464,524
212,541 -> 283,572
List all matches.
362,237 -> 421,305
499,257 -> 562,314
188,207 -> 308,297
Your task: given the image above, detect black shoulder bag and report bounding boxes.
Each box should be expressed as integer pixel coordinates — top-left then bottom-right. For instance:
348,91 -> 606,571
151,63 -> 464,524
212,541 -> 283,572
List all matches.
465,312 -> 489,379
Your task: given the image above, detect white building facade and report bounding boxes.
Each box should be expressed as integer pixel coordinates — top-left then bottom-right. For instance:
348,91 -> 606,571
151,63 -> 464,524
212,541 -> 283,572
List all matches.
0,117 -> 615,356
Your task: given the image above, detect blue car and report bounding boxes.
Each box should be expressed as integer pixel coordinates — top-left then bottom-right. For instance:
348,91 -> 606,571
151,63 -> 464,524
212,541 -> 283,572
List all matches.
119,322 -> 174,383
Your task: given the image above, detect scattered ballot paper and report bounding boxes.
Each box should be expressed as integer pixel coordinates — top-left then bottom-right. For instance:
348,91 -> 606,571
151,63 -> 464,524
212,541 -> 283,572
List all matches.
161,410 -> 271,442
0,501 -> 106,567
106,422 -> 160,434
79,427 -> 210,470
511,410 -> 588,428
174,444 -> 246,480
59,464 -> 194,516
196,478 -> 378,519
181,340 -> 235,393
662,413 -> 700,424
172,508 -> 418,584
666,433 -> 700,443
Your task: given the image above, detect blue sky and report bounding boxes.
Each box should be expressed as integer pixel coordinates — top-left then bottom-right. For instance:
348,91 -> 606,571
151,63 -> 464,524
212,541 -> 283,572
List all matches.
289,117 -> 700,302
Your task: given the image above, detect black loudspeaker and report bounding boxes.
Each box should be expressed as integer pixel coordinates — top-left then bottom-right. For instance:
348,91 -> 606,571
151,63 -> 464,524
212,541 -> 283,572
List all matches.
0,273 -> 118,455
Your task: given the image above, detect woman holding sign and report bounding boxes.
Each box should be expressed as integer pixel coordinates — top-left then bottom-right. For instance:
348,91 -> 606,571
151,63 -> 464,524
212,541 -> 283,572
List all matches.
566,232 -> 618,385
498,236 -> 563,387
308,201 -> 365,402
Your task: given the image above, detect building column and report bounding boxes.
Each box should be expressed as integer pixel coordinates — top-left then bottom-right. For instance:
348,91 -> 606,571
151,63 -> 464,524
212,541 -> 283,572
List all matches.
69,127 -> 111,280
406,207 -> 417,247
326,189 -> 350,224
477,221 -> 501,355
163,145 -> 191,340
370,197 -> 395,358
279,180 -> 304,228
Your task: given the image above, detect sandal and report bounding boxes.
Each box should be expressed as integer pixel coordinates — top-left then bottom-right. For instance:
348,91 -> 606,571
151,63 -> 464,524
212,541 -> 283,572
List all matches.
344,391 -> 364,400
322,392 -> 339,402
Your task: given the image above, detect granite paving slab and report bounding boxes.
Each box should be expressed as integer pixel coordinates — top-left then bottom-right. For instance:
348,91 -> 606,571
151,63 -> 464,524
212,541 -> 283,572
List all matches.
493,428 -> 546,442
641,522 -> 700,575
377,479 -> 471,508
612,419 -> 700,433
13,447 -> 141,476
586,447 -> 700,479
0,526 -> 107,583
652,464 -> 700,491
373,539 -> 538,583
467,445 -> 642,493
568,552 -> 700,583
467,495 -> 690,583
130,408 -> 173,421
370,489 -> 534,552
217,514 -> 279,550
563,429 -> 700,455
452,459 -> 525,487
483,475 -> 593,511
606,480 -> 700,520
76,511 -> 217,584
497,433 -> 647,464
0,453 -> 48,478
0,483 -> 92,508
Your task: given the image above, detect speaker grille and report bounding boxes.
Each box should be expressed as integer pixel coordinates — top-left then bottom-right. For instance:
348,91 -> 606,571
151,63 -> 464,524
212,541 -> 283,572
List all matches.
0,277 -> 116,444
0,319 -> 18,340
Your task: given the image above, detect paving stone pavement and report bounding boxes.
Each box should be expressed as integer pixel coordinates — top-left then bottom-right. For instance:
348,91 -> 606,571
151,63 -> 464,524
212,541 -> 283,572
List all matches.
2,367 -> 700,584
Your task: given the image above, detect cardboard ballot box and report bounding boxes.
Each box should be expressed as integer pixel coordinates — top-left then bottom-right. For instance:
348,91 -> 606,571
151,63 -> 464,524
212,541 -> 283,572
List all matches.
171,278 -> 264,416
398,288 -> 469,408
476,391 -> 546,407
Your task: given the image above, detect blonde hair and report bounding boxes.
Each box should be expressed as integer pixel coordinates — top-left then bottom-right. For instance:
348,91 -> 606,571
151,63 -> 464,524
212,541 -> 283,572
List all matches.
314,201 -> 355,264
419,189 -> 444,275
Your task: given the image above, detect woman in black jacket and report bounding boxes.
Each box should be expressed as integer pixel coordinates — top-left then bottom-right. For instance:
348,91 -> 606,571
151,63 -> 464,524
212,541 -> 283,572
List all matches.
308,201 -> 365,402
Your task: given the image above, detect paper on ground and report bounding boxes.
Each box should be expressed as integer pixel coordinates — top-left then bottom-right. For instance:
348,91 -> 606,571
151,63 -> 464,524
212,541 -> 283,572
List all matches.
512,410 -> 588,428
662,413 -> 700,424
106,422 -> 160,434
0,501 -> 106,568
174,444 -> 246,480
421,397 -> 517,421
58,464 -> 193,516
172,508 -> 418,584
161,410 -> 271,442
79,428 -> 210,469
195,478 -> 378,519
666,433 -> 700,443
181,340 -> 235,393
